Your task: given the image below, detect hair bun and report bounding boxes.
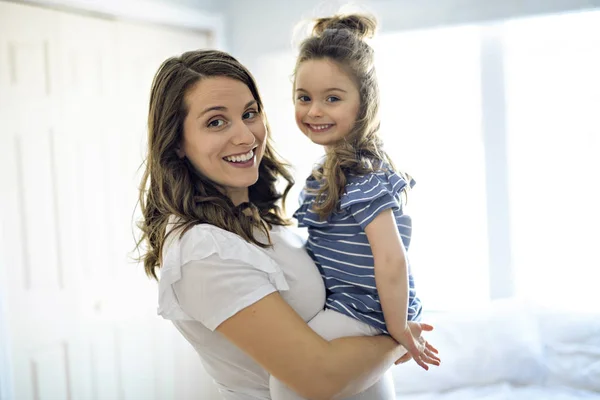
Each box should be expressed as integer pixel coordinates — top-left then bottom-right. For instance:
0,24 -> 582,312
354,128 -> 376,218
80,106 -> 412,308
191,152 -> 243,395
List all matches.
312,14 -> 377,40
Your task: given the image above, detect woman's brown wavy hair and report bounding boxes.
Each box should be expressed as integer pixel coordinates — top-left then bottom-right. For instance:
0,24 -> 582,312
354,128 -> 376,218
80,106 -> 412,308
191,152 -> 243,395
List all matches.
294,14 -> 411,219
136,49 -> 294,280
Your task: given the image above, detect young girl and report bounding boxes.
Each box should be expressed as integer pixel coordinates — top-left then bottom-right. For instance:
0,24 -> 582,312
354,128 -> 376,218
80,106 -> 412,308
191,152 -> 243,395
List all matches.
269,13 -> 438,400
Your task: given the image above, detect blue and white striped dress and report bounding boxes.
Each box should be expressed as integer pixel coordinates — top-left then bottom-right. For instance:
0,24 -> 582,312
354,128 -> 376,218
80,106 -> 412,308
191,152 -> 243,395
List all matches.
293,167 -> 422,333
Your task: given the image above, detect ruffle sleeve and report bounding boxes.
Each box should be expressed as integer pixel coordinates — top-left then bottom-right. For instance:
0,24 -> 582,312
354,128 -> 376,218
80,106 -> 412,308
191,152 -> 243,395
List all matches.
340,170 -> 414,229
157,224 -> 289,325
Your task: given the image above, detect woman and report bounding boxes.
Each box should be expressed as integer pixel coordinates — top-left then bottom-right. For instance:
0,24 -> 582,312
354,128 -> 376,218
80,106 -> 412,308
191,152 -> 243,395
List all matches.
136,49 -> 439,399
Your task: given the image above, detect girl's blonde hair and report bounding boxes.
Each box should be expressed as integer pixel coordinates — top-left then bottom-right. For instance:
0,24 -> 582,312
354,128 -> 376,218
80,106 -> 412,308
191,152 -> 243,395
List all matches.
294,14 -> 411,219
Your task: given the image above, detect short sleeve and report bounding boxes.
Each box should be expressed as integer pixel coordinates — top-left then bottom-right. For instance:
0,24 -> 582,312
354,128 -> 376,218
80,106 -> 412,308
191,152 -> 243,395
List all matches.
293,174 -> 319,227
293,188 -> 308,225
340,171 -> 414,230
174,256 -> 278,331
157,224 -> 289,330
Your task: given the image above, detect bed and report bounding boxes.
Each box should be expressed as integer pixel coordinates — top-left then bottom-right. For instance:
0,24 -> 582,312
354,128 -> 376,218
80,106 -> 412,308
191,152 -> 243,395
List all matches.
390,299 -> 600,399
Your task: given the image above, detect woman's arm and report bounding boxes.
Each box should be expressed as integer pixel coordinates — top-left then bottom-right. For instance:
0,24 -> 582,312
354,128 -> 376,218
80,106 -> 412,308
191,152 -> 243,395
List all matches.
216,292 -> 405,400
365,209 -> 428,369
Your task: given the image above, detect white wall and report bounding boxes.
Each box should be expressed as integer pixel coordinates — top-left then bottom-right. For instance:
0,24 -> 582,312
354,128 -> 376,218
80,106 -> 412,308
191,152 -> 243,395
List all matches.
16,0 -> 227,47
224,0 -> 600,68
154,0 -> 225,13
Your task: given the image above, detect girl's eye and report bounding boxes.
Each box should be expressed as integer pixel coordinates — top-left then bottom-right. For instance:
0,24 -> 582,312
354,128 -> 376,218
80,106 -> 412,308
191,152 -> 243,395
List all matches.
327,96 -> 340,102
208,119 -> 225,128
297,95 -> 310,102
243,110 -> 258,120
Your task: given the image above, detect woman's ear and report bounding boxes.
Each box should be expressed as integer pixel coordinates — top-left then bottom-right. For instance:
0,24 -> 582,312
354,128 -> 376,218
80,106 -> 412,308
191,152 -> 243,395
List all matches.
176,147 -> 185,158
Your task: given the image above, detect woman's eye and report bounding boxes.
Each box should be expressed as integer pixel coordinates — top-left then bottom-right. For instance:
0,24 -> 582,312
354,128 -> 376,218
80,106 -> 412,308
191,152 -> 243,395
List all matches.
297,95 -> 310,102
327,96 -> 340,102
208,119 -> 225,128
243,110 -> 258,119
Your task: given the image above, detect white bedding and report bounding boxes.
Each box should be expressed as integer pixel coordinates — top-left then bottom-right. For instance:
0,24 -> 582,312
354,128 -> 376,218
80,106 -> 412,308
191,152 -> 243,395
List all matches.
399,384 -> 600,400
390,300 -> 600,400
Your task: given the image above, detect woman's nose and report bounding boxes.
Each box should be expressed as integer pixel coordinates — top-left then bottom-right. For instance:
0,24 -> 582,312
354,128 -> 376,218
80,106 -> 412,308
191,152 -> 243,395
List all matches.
231,121 -> 256,146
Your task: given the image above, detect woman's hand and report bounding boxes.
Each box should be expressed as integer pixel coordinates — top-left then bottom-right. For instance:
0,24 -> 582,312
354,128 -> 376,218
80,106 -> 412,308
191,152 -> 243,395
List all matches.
393,322 -> 440,369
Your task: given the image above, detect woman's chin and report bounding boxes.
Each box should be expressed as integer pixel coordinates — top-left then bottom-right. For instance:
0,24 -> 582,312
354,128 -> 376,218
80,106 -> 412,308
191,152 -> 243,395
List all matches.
227,175 -> 260,191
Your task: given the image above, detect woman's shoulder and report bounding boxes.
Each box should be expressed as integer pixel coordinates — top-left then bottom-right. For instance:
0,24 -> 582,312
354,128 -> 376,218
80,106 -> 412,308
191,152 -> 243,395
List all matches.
158,221 -> 289,321
162,221 -> 274,271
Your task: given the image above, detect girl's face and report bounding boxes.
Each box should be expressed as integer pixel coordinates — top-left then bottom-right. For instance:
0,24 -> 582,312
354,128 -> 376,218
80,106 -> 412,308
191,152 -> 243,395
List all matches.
294,58 -> 360,148
179,76 -> 267,205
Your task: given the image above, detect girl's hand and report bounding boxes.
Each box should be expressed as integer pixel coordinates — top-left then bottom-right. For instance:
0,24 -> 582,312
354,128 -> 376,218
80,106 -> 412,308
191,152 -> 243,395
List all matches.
393,322 -> 440,369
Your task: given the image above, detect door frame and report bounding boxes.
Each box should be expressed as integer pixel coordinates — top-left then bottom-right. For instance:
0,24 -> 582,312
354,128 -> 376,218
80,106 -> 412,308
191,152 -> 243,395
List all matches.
0,219 -> 14,400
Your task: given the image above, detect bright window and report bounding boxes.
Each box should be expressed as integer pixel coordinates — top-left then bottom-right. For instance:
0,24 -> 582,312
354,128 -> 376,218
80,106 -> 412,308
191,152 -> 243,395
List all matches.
504,10 -> 600,310
374,26 -> 489,310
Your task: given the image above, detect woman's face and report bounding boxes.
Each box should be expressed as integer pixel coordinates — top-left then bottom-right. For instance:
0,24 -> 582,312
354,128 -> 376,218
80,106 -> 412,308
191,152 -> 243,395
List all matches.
179,76 -> 267,205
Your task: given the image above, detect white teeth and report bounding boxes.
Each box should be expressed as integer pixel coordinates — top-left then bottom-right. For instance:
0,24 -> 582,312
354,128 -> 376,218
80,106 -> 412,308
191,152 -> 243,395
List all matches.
224,149 -> 254,163
309,124 -> 332,131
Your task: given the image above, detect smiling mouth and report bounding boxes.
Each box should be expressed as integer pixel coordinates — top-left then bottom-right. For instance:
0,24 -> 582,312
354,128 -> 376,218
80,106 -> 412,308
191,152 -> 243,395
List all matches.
223,148 -> 255,163
306,123 -> 335,132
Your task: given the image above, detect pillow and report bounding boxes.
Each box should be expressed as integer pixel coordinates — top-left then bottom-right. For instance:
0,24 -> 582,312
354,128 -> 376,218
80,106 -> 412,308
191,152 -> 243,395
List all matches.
392,298 -> 546,394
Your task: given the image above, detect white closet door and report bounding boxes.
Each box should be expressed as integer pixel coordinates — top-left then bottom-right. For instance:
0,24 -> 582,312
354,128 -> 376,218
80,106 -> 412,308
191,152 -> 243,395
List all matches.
0,4 -> 74,400
0,2 -> 215,399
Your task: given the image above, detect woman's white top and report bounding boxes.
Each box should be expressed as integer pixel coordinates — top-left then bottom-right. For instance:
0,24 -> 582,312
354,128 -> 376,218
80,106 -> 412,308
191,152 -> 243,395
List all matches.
157,223 -> 326,399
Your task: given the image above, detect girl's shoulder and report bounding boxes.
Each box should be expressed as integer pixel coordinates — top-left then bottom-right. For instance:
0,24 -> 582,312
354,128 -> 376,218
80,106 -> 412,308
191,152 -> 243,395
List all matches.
341,167 -> 413,208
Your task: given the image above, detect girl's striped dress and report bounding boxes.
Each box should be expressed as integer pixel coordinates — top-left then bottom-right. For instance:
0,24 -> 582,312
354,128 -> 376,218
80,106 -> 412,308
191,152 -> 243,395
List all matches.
294,167 -> 422,333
